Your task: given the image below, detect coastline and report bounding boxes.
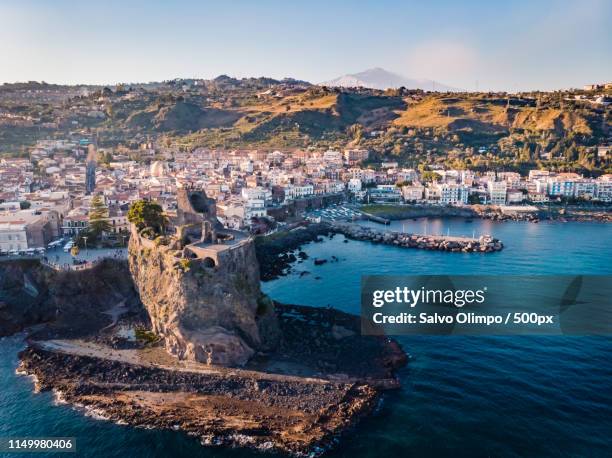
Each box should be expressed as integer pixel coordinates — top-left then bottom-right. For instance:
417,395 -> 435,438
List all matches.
254,219 -> 504,282
1,220 -> 611,457
360,204 -> 612,223
15,302 -> 406,457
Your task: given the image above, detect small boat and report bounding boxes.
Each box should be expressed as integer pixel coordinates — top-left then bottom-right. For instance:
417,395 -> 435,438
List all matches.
465,219 -> 474,223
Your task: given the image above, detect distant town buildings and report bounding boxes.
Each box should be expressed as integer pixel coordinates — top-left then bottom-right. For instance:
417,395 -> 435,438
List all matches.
0,138 -> 610,254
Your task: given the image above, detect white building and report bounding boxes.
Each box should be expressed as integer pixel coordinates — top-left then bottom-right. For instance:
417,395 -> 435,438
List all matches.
348,178 -> 362,193
507,190 -> 526,204
323,150 -> 343,165
401,184 -> 425,202
284,184 -> 314,200
0,221 -> 28,252
240,160 -> 254,173
573,179 -> 597,199
487,181 -> 507,205
397,169 -> 419,183
595,175 -> 612,201
547,176 -> 579,198
368,185 -> 401,203
241,187 -> 271,202
433,183 -> 469,205
244,198 -> 267,220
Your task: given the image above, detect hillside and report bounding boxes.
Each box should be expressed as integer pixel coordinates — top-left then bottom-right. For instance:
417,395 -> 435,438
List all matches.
125,101 -> 242,133
393,94 -> 599,136
0,78 -> 609,174
217,89 -> 406,143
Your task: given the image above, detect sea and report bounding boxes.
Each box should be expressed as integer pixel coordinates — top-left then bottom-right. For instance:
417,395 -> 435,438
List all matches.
1,219 -> 611,457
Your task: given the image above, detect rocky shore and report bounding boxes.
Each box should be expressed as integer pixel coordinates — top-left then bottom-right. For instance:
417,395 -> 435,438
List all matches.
2,190 -> 409,457
0,258 -> 144,338
255,223 -> 333,281
19,346 -> 378,457
254,220 -> 503,281
2,247 -> 406,456
17,302 -> 406,456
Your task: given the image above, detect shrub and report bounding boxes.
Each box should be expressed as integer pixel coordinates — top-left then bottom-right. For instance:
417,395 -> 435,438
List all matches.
135,328 -> 159,344
177,258 -> 192,272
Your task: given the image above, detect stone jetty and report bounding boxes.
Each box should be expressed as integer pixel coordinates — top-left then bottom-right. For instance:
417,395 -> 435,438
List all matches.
333,223 -> 503,253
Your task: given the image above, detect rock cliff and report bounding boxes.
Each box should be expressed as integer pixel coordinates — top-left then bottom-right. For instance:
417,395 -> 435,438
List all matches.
128,227 -> 277,366
0,259 -> 142,338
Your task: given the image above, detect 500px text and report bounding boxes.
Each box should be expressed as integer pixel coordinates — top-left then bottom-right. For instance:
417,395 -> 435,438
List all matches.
372,312 -> 556,326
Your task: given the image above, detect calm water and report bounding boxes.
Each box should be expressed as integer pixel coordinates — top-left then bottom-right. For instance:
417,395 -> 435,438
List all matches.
1,219 -> 611,457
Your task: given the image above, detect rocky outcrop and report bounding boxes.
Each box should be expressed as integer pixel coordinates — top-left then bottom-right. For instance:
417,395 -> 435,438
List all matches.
18,345 -> 379,457
254,223 -> 333,280
17,302 -> 405,456
0,260 -> 51,336
0,259 -> 142,338
128,228 -> 277,366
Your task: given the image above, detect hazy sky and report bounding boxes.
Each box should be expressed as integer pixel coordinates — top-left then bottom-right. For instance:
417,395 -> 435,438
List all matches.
1,0 -> 610,91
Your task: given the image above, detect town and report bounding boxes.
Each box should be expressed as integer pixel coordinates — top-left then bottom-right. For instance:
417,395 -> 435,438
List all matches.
1,2 -> 611,457
0,137 -> 610,256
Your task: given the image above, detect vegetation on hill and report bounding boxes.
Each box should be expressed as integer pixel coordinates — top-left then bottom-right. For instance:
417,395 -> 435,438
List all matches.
0,78 -> 609,173
126,100 -> 241,133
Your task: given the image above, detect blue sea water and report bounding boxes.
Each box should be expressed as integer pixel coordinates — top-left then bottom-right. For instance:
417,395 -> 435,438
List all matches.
1,219 -> 611,457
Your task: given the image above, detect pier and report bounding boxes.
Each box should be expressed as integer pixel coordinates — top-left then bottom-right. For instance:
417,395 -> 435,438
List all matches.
360,211 -> 391,225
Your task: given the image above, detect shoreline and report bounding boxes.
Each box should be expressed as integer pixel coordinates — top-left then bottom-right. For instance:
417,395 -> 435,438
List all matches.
255,220 -> 503,282
0,254 -> 406,456
16,302 -> 406,457
359,204 -> 612,223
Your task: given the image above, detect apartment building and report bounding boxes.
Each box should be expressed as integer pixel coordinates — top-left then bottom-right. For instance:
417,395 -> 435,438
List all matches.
487,181 -> 508,205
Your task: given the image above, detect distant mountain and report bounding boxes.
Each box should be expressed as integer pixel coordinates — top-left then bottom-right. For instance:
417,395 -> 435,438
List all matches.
321,67 -> 461,92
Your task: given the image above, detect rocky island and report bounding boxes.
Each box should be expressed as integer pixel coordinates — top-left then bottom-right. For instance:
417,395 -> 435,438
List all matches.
3,188 -> 406,457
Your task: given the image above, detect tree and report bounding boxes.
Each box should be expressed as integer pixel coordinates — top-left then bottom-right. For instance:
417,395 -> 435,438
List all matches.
19,201 -> 31,210
127,200 -> 166,234
88,195 -> 111,239
421,171 -> 440,183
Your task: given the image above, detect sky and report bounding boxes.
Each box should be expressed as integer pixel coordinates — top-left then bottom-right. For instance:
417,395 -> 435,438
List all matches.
0,0 -> 610,91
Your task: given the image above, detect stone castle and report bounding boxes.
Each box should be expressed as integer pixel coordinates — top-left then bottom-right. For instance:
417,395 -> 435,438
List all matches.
128,187 -> 278,366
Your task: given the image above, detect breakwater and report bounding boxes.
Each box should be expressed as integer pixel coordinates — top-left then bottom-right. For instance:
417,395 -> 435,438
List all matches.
255,221 -> 504,280
333,223 -> 503,253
